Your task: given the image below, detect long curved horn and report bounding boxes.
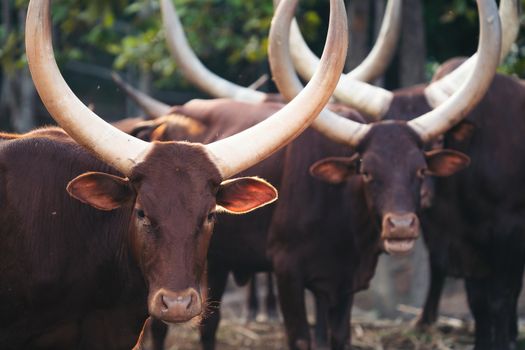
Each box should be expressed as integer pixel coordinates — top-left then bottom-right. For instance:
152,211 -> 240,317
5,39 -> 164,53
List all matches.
112,73 -> 171,118
270,0 -> 371,146
408,0 -> 501,143
160,0 -> 266,103
347,0 -> 402,82
424,0 -> 519,107
287,0 -> 402,83
288,0 -> 514,121
287,15 -> 393,118
26,0 -> 152,176
206,0 -> 348,178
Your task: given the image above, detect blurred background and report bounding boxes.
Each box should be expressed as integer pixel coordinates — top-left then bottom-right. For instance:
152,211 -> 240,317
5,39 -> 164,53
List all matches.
2,0 -> 525,348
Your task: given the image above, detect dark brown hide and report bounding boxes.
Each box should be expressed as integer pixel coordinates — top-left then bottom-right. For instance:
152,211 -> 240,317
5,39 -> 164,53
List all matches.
0,129 -> 146,350
0,124 -> 276,349
416,67 -> 525,349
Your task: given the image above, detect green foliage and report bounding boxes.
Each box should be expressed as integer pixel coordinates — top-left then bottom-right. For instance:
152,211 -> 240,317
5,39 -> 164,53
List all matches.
2,0 -> 525,88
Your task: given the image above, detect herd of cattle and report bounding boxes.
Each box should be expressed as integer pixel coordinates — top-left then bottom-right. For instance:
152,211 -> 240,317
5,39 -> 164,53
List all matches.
0,0 -> 523,349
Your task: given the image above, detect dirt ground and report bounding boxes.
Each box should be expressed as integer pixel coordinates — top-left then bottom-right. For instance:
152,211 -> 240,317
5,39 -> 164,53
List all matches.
157,276 -> 525,350
163,315 -> 525,350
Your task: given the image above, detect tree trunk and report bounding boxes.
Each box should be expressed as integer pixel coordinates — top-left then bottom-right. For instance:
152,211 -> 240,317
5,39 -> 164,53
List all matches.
399,0 -> 426,86
346,0 -> 372,71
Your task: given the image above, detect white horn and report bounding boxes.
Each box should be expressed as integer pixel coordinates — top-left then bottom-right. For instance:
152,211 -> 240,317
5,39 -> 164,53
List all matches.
287,0 -> 402,83
206,0 -> 348,179
424,0 -> 518,108
270,0 -> 371,146
284,0 -> 397,119
347,0 -> 402,82
408,0 -> 501,143
26,0 -> 152,176
160,0 -> 266,103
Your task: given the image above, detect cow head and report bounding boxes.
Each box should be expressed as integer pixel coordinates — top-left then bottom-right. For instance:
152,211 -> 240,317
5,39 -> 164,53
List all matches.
26,0 -> 347,323
271,0 -> 500,255
66,143 -> 276,322
310,122 -> 469,254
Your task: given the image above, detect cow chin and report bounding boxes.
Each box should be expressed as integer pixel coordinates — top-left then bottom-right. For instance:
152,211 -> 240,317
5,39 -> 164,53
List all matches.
148,287 -> 203,324
381,212 -> 420,255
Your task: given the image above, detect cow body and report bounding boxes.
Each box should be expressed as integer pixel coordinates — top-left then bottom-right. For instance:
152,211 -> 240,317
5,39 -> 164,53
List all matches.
267,126 -> 383,350
416,67 -> 525,349
0,128 -> 147,349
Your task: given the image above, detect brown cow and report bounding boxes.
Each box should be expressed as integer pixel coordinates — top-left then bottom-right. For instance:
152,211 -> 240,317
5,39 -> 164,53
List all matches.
116,2 -> 501,350
0,0 -> 347,348
289,1 -> 523,349
262,0 -> 501,349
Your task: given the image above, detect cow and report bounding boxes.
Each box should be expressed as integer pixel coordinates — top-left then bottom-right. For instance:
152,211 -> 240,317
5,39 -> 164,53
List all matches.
413,57 -> 525,350
0,0 -> 347,348
111,0 -> 402,347
263,0 -> 502,348
288,0 -> 524,349
115,1 -> 501,349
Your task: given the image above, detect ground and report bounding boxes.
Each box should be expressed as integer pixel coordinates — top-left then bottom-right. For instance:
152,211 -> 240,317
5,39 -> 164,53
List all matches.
164,316 -> 525,350
157,275 -> 525,350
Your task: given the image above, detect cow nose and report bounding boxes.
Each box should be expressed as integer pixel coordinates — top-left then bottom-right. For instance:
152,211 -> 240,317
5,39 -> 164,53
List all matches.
386,213 -> 416,230
150,288 -> 202,323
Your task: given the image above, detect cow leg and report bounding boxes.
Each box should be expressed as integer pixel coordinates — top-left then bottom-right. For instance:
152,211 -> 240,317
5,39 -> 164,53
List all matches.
327,293 -> 352,350
200,265 -> 229,350
313,295 -> 329,349
265,272 -> 279,321
464,278 -> 492,350
246,275 -> 260,321
275,267 -> 310,350
465,265 -> 523,350
502,263 -> 524,350
416,262 -> 446,328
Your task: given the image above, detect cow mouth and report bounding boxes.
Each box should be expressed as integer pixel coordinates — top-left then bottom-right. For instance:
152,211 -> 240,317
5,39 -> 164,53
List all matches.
159,312 -> 202,325
383,238 -> 415,255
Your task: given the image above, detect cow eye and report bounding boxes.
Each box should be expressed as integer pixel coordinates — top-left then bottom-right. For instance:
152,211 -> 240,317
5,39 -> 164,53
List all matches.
207,211 -> 216,222
417,168 -> 427,179
362,171 -> 373,182
136,209 -> 146,219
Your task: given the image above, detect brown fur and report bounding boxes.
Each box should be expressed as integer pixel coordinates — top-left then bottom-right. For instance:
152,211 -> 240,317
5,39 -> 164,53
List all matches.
0,120 -> 275,349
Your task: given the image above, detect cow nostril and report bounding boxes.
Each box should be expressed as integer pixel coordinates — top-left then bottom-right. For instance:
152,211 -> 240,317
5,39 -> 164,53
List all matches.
160,295 -> 169,313
386,215 -> 396,228
185,294 -> 193,310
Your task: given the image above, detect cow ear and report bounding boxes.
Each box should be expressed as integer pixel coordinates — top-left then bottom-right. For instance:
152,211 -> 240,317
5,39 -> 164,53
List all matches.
309,155 -> 360,184
425,149 -> 470,177
67,172 -> 135,210
216,177 -> 278,214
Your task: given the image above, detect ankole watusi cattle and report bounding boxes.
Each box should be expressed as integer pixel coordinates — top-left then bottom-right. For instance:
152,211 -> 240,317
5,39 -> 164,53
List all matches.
115,0 -> 503,349
0,0 -> 348,348
111,0 -> 400,348
290,0 -> 525,348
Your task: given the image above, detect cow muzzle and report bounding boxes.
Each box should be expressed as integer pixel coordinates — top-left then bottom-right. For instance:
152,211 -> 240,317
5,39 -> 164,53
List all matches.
381,212 -> 420,255
149,288 -> 202,323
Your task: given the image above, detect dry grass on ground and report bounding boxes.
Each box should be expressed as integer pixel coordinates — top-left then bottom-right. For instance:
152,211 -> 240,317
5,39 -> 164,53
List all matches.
163,316 -> 525,350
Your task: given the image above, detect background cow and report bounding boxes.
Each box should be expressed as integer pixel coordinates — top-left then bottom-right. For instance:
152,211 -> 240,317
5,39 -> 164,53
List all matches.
0,0 -> 347,348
